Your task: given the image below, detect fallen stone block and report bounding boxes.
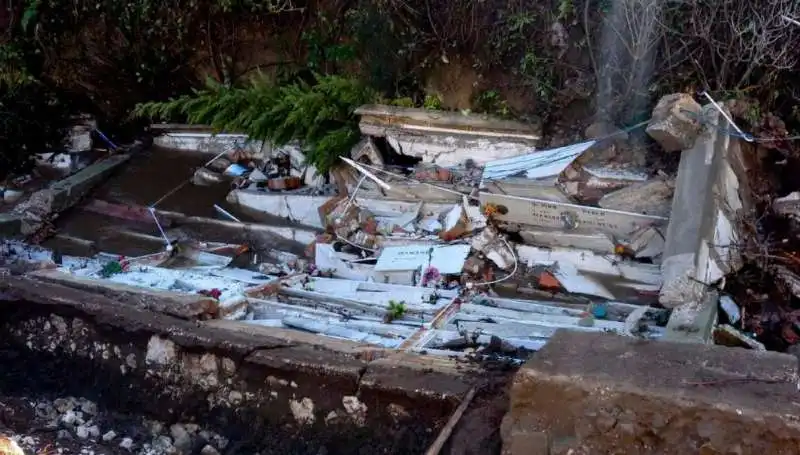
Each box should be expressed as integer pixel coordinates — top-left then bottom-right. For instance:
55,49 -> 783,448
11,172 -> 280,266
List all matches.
646,93 -> 703,152
502,330 -> 800,455
597,178 -> 674,218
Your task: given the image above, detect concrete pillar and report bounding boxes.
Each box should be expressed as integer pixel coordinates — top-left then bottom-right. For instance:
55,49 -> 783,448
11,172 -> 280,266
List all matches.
660,104 -> 747,343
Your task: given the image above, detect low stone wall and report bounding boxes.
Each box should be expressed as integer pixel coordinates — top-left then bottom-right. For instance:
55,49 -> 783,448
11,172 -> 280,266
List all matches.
501,330 -> 800,455
0,276 -> 474,454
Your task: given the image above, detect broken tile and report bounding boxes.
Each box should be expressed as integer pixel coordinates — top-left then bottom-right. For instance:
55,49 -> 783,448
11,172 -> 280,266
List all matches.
471,226 -> 515,270
628,226 -> 666,258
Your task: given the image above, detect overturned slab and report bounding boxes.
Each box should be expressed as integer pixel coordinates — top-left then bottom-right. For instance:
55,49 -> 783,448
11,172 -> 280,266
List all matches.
355,105 -> 541,167
502,330 -> 800,455
480,192 -> 667,238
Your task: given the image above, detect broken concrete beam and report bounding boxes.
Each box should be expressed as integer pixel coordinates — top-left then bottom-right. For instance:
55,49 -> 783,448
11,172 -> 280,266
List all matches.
662,289 -> 718,344
560,164 -> 649,203
660,106 -> 716,308
81,199 -> 316,255
645,93 -> 703,152
660,106 -> 745,314
355,104 -> 540,167
153,131 -> 266,157
501,330 -> 799,455
597,178 -> 674,218
26,269 -> 219,319
48,154 -> 131,212
0,275 -> 472,452
479,192 -> 667,238
355,104 -> 541,140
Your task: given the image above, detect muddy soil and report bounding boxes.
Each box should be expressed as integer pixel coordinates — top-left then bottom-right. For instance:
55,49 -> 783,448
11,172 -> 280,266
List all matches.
91,147 -> 242,219
445,372 -> 513,455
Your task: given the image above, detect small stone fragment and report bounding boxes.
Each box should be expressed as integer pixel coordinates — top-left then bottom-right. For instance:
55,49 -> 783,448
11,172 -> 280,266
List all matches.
200,445 -> 221,455
76,425 -> 90,439
102,430 -> 117,442
61,410 -> 78,426
119,437 -> 134,450
597,178 -> 674,217
87,425 -> 100,439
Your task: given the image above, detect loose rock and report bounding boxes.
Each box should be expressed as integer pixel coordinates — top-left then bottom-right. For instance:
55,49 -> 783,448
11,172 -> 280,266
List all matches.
646,93 -> 703,152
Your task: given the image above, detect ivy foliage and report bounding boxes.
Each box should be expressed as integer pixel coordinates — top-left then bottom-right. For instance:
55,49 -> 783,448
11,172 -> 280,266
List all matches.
133,73 -> 378,174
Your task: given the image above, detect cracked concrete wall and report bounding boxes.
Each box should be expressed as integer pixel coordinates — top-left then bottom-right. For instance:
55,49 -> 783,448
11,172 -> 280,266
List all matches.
0,276 -> 472,453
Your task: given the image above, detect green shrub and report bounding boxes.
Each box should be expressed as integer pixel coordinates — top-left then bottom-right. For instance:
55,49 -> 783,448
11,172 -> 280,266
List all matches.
133,73 -> 378,174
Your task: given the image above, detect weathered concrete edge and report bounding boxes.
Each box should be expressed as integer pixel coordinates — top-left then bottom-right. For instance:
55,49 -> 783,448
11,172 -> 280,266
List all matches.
502,330 -> 800,454
27,269 -> 219,320
355,104 -> 542,139
2,140 -> 147,238
0,275 -> 476,402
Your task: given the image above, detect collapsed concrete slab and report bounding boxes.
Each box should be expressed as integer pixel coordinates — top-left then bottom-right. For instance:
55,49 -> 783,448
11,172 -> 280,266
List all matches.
355,105 -> 541,167
501,330 -> 800,455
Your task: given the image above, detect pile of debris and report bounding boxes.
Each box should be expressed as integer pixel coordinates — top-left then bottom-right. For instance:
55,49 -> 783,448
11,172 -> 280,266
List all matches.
2,92 -> 776,362
718,99 -> 800,351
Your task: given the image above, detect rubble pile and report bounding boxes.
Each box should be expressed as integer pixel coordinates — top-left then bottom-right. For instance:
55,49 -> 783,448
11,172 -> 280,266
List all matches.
718,100 -> 800,351
0,395 -> 230,455
6,93 -> 793,363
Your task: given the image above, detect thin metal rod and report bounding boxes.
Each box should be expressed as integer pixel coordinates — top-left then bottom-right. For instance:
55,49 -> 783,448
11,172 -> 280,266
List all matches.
340,175 -> 367,214
148,207 -> 171,246
149,180 -> 190,209
150,147 -> 233,209
340,156 -> 392,190
203,148 -> 233,167
214,204 -> 241,222
701,91 -> 753,142
93,128 -> 119,150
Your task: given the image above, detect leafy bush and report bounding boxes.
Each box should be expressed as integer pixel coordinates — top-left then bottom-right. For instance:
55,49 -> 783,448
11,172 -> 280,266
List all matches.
0,42 -> 71,182
133,73 -> 377,174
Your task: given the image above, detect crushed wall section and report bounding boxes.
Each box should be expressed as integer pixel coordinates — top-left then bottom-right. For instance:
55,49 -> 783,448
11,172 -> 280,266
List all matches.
0,276 -> 473,454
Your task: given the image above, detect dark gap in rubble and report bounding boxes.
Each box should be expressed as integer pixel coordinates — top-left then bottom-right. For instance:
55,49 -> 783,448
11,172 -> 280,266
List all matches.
372,136 -> 421,170
725,264 -> 795,352
723,130 -> 800,352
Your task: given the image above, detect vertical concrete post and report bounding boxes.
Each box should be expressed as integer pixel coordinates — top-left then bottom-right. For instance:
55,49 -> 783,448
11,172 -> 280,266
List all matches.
661,105 -> 739,343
